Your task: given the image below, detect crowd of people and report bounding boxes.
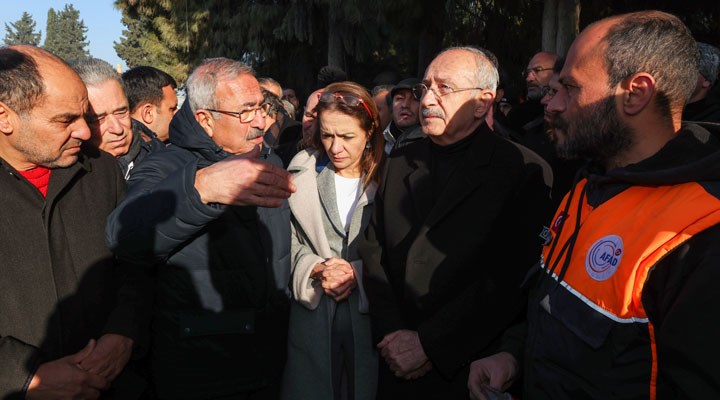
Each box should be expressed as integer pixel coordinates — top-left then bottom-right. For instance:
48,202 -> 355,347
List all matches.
1,9 -> 719,400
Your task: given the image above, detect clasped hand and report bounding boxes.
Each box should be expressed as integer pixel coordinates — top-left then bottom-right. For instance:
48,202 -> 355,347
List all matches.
310,257 -> 357,302
26,334 -> 134,400
378,330 -> 432,380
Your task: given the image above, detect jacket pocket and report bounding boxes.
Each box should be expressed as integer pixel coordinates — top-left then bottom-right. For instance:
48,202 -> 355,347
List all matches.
544,283 -> 615,349
178,309 -> 255,337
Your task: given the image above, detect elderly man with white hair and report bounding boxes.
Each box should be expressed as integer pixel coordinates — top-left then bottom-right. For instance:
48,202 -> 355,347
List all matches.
358,46 -> 552,399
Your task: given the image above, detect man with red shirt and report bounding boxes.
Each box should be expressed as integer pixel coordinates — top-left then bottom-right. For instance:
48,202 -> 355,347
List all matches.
0,46 -> 147,399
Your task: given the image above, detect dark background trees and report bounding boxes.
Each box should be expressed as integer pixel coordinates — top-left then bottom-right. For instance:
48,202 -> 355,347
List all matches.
113,0 -> 719,99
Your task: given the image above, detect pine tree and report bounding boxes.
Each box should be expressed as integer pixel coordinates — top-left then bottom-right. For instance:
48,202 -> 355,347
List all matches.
43,4 -> 90,61
3,11 -> 42,46
114,1 -> 192,82
114,14 -> 152,68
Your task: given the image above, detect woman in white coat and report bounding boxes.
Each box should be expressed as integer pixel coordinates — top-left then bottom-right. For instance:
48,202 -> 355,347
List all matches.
282,81 -> 384,400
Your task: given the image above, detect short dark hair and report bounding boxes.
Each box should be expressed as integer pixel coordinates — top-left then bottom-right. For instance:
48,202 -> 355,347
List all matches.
371,84 -> 393,97
260,87 -> 283,117
317,66 -> 347,88
603,11 -> 698,116
553,58 -> 565,74
122,66 -> 177,113
371,84 -> 393,108
0,47 -> 45,115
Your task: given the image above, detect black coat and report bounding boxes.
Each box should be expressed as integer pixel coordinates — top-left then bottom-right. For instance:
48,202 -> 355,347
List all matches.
106,102 -> 290,399
682,95 -> 720,124
358,124 -> 553,398
0,151 -> 149,399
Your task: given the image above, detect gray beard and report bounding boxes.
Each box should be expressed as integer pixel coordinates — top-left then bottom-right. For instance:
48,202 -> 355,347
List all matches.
526,87 -> 543,101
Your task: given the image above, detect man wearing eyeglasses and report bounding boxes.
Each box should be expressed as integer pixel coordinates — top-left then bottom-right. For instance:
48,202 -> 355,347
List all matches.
359,46 -> 552,399
506,52 -> 559,163
524,52 -> 558,103
106,57 -> 296,399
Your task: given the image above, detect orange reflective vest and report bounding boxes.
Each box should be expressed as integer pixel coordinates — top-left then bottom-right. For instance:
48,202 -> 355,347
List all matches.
540,178 -> 720,398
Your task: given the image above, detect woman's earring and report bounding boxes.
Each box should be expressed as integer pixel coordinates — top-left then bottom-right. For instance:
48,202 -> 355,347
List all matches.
365,142 -> 371,149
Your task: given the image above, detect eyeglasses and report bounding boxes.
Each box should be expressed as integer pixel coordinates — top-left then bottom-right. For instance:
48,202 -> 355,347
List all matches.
205,103 -> 271,123
541,85 -> 560,102
411,83 -> 484,101
523,66 -> 553,78
318,92 -> 374,122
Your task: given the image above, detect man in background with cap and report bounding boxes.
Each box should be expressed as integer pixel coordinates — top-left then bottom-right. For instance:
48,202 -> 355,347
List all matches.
383,78 -> 425,154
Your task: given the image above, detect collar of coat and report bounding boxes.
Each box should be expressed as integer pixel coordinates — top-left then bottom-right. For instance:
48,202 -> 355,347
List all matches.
288,149 -> 377,258
168,100 -> 230,164
1,148 -> 95,206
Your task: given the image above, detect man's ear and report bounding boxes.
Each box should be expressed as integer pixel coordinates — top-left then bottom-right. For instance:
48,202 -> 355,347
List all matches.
0,101 -> 17,134
473,91 -> 496,119
139,103 -> 155,125
195,110 -> 215,137
701,77 -> 711,90
621,73 -> 656,116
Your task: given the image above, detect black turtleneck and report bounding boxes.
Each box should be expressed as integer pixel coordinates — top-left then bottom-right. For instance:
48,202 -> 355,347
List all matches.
429,129 -> 478,204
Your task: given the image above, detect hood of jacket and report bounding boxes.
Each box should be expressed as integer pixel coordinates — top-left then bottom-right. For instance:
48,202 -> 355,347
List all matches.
582,123 -> 720,206
168,101 -> 231,164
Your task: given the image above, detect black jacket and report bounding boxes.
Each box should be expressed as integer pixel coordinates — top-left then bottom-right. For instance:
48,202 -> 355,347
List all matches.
383,122 -> 426,155
358,123 -> 552,398
682,95 -> 720,124
114,121 -> 162,180
520,123 -> 720,399
106,102 -> 290,399
0,151 -> 149,399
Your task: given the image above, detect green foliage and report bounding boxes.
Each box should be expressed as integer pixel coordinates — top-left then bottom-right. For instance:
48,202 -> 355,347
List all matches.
43,4 -> 90,61
114,14 -> 151,67
113,0 -> 720,96
3,11 -> 42,46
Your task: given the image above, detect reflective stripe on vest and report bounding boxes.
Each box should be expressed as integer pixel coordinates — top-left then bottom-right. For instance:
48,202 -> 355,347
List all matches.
542,178 -> 720,322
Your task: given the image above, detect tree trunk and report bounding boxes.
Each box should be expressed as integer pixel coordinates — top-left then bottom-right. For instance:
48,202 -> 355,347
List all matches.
542,0 -> 558,53
327,8 -> 343,68
416,0 -> 445,77
556,0 -> 580,56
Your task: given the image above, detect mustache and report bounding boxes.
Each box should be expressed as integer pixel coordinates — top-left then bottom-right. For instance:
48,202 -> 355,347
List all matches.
421,108 -> 445,119
246,128 -> 264,140
553,114 -> 569,130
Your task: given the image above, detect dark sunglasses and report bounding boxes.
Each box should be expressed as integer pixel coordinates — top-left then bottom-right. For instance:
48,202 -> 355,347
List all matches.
318,92 -> 374,123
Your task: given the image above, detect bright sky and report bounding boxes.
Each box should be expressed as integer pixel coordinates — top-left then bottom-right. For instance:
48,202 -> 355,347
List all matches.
1,0 -> 127,70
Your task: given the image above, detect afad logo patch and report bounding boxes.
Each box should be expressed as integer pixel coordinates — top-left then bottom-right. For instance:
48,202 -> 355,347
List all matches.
585,234 -> 623,281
